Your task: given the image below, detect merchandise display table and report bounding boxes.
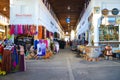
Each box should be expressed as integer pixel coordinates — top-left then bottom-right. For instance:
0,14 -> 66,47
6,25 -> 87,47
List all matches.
85,46 -> 101,61
113,50 -> 120,59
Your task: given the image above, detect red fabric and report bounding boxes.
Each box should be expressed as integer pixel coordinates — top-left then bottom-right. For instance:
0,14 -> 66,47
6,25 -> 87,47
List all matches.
18,25 -> 23,34
10,25 -> 14,35
0,45 -> 4,55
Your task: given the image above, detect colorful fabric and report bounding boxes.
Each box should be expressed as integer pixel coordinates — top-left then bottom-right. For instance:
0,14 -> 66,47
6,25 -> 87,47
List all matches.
0,45 -> 3,55
43,40 -> 48,48
38,26 -> 43,39
46,30 -> 49,38
0,55 -> 2,63
41,43 -> 46,56
2,50 -> 12,73
34,40 -> 39,50
18,25 -> 23,34
37,43 -> 42,56
19,55 -> 25,71
10,25 -> 14,35
14,25 -> 18,35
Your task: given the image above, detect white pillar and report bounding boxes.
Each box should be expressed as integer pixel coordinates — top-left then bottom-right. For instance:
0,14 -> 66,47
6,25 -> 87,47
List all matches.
93,14 -> 100,46
118,24 -> 120,49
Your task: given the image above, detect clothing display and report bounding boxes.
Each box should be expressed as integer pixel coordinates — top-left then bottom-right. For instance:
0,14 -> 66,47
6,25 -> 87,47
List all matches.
9,25 -> 36,36
37,40 -> 46,56
38,26 -> 43,39
18,45 -> 26,71
1,49 -> 12,73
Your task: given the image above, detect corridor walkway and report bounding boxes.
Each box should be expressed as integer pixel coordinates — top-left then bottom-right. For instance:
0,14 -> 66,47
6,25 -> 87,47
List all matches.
1,48 -> 120,80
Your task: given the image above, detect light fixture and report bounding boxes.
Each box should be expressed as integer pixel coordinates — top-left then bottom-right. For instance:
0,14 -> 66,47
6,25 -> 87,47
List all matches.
66,32 -> 68,34
66,17 -> 70,23
67,6 -> 70,10
3,7 -> 7,11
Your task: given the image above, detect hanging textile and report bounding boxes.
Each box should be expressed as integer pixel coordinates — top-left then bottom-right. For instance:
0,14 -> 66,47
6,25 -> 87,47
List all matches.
14,25 -> 18,35
18,25 -> 23,35
29,25 -> 36,35
1,50 -> 12,73
38,26 -> 43,39
43,40 -> 48,49
42,27 -> 45,39
0,44 -> 4,55
37,41 -> 42,56
34,40 -> 39,50
54,32 -> 57,38
44,28 -> 46,39
41,42 -> 46,56
24,25 -> 28,35
19,45 -> 25,71
37,40 -> 46,56
10,25 -> 14,35
46,30 -> 49,38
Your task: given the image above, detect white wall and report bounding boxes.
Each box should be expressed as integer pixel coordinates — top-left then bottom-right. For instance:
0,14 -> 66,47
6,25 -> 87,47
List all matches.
76,0 -> 120,46
76,0 -> 120,35
10,0 -> 38,25
10,0 -> 63,37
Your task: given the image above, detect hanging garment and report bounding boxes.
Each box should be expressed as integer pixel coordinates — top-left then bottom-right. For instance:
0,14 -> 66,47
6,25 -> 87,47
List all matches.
43,40 -> 48,48
30,25 -> 33,35
34,40 -> 39,50
19,45 -> 25,71
10,25 -> 14,35
22,25 -> 25,35
24,25 -> 28,35
27,25 -> 31,35
1,50 -> 12,73
46,30 -> 49,38
42,27 -> 45,39
44,28 -> 46,39
19,55 -> 25,71
37,42 -> 42,56
18,25 -> 23,35
38,26 -> 43,39
54,32 -> 57,38
41,42 -> 46,56
14,25 -> 18,35
0,44 -> 4,55
0,55 -> 2,63
29,25 -> 36,35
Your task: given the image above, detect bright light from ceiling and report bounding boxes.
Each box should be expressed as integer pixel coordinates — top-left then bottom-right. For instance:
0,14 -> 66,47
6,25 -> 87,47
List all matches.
66,32 -> 68,34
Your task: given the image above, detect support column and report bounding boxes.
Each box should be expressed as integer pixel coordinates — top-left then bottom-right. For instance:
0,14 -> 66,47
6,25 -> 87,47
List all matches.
93,14 -> 100,46
118,24 -> 120,49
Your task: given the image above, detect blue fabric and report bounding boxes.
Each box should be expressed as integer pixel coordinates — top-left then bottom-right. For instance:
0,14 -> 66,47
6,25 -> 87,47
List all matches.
0,55 -> 2,60
34,40 -> 39,50
13,48 -> 19,65
41,43 -> 46,56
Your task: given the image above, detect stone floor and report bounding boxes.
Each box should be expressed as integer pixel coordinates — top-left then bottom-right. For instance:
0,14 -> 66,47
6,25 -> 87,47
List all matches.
0,48 -> 120,80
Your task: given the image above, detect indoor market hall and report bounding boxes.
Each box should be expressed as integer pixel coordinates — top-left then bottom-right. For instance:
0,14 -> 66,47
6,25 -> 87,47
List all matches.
0,0 -> 120,80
